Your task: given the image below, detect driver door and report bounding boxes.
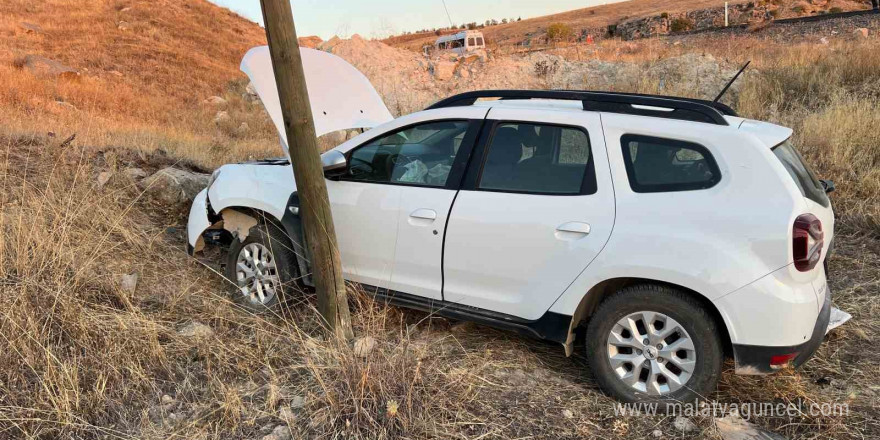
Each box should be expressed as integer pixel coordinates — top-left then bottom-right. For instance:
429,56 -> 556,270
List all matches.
326,110 -> 485,296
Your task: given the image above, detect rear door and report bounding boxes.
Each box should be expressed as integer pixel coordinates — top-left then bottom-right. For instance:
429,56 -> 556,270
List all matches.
442,107 -> 615,320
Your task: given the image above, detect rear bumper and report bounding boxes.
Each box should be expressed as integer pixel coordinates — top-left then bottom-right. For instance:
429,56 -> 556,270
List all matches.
732,286 -> 831,375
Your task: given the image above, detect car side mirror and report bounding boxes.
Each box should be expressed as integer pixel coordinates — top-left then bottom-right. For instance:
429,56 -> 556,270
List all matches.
322,150 -> 347,177
820,179 -> 835,194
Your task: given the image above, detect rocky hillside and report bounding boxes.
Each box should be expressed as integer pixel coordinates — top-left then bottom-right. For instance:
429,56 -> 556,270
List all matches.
314,35 -> 745,119
384,0 -> 872,50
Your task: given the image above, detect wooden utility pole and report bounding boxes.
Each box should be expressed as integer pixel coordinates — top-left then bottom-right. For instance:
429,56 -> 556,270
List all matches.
259,0 -> 353,340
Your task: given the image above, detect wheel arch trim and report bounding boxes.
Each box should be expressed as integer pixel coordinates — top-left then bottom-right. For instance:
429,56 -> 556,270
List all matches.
561,277 -> 734,357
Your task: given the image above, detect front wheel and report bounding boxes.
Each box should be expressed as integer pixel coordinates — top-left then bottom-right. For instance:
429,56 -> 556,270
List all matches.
224,222 -> 299,312
585,284 -> 723,404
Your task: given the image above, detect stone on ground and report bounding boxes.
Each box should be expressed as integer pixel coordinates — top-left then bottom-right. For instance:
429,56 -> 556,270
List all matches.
141,167 -> 210,206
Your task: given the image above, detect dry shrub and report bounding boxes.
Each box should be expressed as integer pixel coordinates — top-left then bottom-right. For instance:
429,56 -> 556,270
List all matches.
798,98 -> 880,231
737,41 -> 880,231
670,17 -> 695,33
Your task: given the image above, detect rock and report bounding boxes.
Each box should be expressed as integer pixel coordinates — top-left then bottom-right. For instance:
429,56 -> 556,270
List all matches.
278,407 -> 295,421
202,96 -> 227,106
19,55 -> 80,79
652,429 -> 663,438
431,61 -> 456,81
178,321 -> 214,339
118,273 -> 138,294
353,336 -> 377,357
262,425 -> 291,440
562,409 -> 574,419
715,415 -> 787,440
161,394 -> 175,404
214,111 -> 230,124
20,22 -> 42,34
290,395 -> 306,409
673,416 -> 697,433
819,37 -> 829,45
459,68 -> 470,79
117,21 -> 131,31
298,35 -> 323,48
141,167 -> 210,206
245,82 -> 258,97
97,171 -> 112,188
854,28 -> 869,38
123,167 -> 147,180
318,35 -> 343,51
120,7 -> 132,12
237,122 -> 250,134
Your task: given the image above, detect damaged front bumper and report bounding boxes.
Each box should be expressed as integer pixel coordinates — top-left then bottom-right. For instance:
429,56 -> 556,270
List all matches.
732,287 -> 832,375
187,188 -> 212,256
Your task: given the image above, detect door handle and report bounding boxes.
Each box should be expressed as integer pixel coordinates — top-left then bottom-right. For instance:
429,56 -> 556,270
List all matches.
408,208 -> 437,227
556,222 -> 591,236
409,208 -> 437,223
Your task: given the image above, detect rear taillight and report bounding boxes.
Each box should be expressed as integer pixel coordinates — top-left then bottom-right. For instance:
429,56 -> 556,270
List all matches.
770,352 -> 799,369
793,214 -> 823,272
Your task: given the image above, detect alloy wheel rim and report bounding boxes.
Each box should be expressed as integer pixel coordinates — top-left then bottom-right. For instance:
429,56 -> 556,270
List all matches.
606,311 -> 696,395
235,243 -> 280,305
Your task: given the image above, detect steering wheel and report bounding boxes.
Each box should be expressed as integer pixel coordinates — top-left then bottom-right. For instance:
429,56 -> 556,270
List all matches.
386,153 -> 417,180
348,157 -> 375,176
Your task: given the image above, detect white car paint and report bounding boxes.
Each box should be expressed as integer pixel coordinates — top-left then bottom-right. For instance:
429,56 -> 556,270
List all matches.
188,100 -> 835,351
188,49 -> 837,375
443,106 -> 615,320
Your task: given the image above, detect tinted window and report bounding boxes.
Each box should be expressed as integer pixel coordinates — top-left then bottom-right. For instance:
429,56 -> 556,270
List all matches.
476,37 -> 484,46
621,135 -> 721,193
479,123 -> 596,195
347,121 -> 469,187
772,139 -> 830,207
468,37 -> 476,46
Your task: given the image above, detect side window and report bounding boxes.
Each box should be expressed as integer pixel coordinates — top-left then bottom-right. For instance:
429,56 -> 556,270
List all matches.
620,134 -> 721,193
476,37 -> 484,46
468,37 -> 476,47
346,121 -> 469,187
478,122 -> 596,195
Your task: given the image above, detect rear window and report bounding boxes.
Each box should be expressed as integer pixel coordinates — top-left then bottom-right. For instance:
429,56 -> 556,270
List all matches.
620,135 -> 721,193
772,139 -> 829,207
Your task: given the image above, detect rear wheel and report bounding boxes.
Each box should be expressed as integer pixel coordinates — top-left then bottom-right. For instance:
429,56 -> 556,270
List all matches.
224,222 -> 299,312
585,284 -> 723,404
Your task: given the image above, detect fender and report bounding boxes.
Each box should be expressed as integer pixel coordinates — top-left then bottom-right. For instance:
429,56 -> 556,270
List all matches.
188,162 -> 313,285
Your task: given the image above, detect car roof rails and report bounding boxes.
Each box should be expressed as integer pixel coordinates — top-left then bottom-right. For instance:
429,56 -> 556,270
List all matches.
426,90 -> 735,126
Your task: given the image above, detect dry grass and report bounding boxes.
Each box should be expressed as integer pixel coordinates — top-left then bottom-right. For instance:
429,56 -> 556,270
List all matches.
2,134 -> 878,439
0,0 -> 280,168
1,1 -> 880,438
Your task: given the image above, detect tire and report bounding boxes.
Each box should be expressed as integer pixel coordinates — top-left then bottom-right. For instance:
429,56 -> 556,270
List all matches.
224,221 -> 299,313
585,284 -> 723,405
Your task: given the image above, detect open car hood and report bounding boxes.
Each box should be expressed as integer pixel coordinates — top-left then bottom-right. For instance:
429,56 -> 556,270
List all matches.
240,46 -> 393,155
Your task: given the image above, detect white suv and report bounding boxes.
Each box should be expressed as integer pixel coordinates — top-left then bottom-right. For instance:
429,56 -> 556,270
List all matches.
187,47 -> 836,403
